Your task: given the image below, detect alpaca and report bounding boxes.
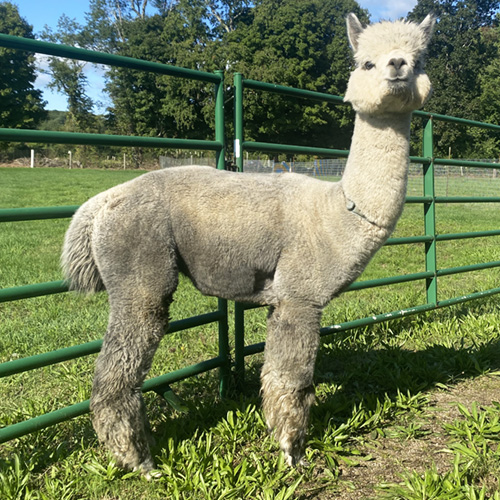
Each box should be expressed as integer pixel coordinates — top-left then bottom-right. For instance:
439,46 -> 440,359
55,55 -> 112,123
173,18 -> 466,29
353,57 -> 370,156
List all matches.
61,13 -> 434,476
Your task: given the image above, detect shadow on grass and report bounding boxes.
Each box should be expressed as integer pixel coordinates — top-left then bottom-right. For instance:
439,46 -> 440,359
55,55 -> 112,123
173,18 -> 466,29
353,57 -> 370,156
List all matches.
150,333 -> 500,448
7,306 -> 500,475
311,333 -> 500,445
153,310 -> 500,449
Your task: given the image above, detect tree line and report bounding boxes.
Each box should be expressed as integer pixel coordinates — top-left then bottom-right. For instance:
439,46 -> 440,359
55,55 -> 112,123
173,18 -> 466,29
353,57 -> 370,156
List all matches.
1,0 -> 500,166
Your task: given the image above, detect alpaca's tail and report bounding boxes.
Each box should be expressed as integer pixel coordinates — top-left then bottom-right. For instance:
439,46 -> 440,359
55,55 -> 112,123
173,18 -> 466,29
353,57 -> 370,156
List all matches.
61,193 -> 106,293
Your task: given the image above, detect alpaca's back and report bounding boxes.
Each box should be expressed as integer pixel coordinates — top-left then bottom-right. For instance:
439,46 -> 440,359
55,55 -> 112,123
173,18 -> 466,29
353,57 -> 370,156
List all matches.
61,166 -> 343,304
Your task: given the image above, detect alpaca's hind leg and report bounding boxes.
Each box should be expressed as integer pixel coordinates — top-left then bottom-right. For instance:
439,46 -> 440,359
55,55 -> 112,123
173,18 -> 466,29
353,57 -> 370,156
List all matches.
261,302 -> 321,466
90,294 -> 170,476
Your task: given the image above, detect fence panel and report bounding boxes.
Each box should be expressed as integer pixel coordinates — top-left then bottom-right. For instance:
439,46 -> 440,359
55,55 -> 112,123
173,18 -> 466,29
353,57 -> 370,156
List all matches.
232,74 -> 500,385
2,40 -> 500,441
0,35 -> 229,443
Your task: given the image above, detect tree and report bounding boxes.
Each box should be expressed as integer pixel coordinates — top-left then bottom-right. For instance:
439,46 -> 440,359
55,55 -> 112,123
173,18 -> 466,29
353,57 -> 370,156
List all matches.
477,16 -> 500,157
0,2 -> 46,130
41,15 -> 97,132
104,3 -> 217,140
408,0 -> 500,157
40,15 -> 105,167
224,0 -> 368,151
203,0 -> 252,34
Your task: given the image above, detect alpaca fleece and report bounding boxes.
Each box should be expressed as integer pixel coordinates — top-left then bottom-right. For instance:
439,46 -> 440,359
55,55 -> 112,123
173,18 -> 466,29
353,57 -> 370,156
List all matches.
61,13 -> 435,475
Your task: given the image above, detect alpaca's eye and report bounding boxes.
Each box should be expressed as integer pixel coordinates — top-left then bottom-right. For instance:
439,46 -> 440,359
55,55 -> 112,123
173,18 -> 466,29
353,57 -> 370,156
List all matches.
364,61 -> 375,70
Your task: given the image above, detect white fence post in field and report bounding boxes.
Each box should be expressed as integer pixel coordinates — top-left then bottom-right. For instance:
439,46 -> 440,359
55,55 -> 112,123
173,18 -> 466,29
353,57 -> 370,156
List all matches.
30,149 -> 34,168
68,151 -> 72,169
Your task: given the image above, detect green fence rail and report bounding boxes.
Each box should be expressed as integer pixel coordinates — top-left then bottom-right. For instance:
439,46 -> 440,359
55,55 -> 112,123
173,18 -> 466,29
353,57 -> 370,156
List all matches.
232,73 -> 500,384
0,34 -> 230,444
2,37 -> 500,443
0,33 -> 226,163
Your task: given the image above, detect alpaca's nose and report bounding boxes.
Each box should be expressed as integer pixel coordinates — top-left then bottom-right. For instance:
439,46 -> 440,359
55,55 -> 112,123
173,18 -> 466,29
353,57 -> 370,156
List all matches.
388,57 -> 407,70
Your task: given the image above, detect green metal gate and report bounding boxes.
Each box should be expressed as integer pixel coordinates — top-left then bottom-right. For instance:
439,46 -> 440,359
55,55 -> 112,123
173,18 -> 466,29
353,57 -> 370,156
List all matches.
1,35 -> 500,442
232,74 -> 500,384
0,33 -> 230,443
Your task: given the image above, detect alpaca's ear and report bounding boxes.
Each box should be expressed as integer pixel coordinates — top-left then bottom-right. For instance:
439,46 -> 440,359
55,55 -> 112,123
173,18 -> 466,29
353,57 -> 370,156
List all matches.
346,13 -> 364,52
419,13 -> 435,46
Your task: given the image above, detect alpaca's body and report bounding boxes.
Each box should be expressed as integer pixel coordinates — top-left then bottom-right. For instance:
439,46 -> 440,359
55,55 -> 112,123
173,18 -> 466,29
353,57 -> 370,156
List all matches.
61,14 -> 434,475
66,167 -> 390,305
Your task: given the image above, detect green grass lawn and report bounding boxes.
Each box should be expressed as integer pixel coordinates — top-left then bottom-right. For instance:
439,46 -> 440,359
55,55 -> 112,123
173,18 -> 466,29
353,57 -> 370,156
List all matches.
1,167 -> 500,499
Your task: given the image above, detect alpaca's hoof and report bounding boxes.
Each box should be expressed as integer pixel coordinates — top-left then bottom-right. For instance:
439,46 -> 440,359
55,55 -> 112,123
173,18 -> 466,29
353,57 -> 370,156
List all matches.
142,469 -> 162,481
133,464 -> 162,481
131,455 -> 160,480
284,451 -> 309,468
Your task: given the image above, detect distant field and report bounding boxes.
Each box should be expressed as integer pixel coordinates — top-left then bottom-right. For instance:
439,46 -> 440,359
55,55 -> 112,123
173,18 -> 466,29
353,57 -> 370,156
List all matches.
2,167 -> 500,499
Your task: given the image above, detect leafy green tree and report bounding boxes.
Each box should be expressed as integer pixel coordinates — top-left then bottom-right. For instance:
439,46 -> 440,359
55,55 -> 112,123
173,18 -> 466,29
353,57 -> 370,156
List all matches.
93,1 -> 218,166
105,4 -> 217,141
477,17 -> 500,157
0,2 -> 46,130
204,0 -> 252,34
408,0 -> 500,157
38,110 -> 68,131
41,16 -> 97,132
85,0 -> 150,49
224,0 -> 368,151
41,16 -> 104,167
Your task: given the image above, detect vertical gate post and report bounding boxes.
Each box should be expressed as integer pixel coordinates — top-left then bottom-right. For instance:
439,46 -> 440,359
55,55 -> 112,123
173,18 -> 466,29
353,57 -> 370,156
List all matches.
215,69 -> 225,171
234,73 -> 244,172
217,298 -> 230,398
423,117 -> 438,306
214,69 -> 230,396
234,301 -> 246,389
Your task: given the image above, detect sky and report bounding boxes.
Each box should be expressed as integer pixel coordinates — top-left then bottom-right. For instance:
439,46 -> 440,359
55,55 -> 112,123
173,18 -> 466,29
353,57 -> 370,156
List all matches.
15,0 -> 419,111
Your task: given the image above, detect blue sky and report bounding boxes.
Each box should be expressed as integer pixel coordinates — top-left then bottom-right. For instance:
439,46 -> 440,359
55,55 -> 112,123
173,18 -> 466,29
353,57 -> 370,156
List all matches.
15,0 -> 419,111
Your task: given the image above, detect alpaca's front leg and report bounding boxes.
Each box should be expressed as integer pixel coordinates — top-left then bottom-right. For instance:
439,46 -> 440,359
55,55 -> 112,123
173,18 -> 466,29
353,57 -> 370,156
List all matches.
261,302 -> 321,466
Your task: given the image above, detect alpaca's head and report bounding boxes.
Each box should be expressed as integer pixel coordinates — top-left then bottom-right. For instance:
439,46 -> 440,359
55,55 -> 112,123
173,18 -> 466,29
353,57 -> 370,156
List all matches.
344,14 -> 435,115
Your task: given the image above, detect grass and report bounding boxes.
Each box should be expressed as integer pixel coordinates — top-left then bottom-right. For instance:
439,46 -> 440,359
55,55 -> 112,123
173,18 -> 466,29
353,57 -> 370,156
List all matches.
1,167 -> 500,498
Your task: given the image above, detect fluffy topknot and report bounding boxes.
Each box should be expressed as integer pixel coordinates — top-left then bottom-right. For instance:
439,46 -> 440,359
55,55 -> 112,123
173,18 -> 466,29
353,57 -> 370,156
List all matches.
344,14 -> 435,115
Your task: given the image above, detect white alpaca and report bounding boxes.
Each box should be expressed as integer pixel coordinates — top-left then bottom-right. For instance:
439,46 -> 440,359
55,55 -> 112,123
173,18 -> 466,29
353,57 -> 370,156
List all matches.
61,13 -> 434,475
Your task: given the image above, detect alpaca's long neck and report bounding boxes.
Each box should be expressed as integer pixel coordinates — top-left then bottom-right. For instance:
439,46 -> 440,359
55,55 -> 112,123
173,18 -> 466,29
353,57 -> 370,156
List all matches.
341,111 -> 413,232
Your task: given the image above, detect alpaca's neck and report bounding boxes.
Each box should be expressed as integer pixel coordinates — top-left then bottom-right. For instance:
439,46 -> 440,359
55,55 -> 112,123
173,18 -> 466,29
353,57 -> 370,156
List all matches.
341,111 -> 412,232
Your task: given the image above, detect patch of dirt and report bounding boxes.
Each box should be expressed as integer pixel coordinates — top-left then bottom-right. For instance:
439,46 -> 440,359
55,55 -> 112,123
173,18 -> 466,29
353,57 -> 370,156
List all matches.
333,432 -> 449,500
310,375 -> 500,499
430,375 -> 500,423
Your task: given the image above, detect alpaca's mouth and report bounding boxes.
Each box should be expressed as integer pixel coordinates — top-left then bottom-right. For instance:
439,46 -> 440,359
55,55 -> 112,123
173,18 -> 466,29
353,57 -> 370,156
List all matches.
387,78 -> 410,94
386,78 -> 412,99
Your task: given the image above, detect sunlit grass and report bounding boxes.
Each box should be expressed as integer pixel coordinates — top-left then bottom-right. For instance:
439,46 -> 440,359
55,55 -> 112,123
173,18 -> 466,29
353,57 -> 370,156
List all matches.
2,167 -> 500,498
